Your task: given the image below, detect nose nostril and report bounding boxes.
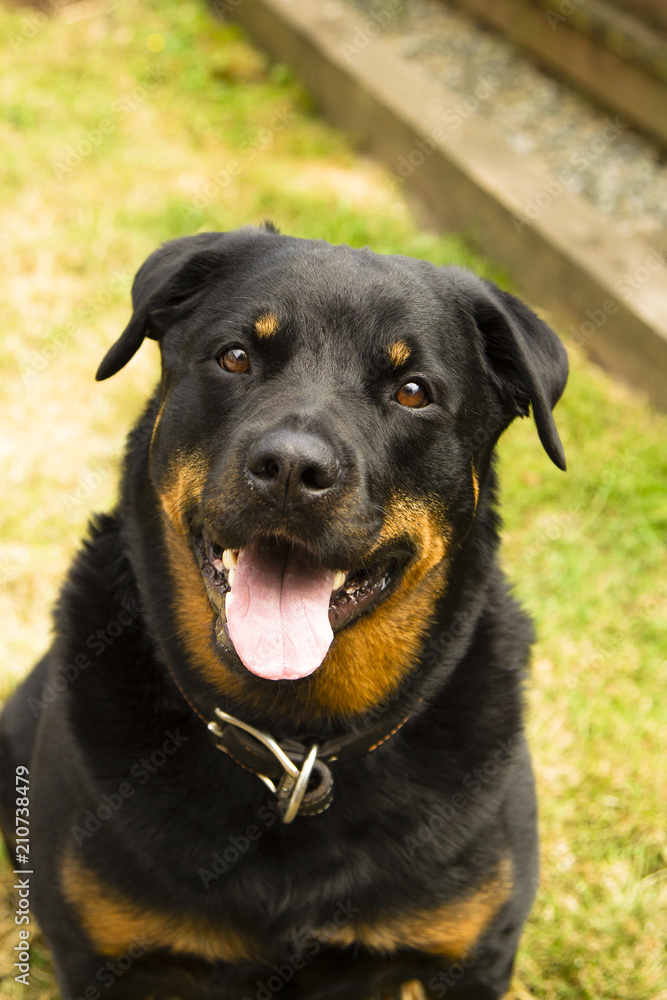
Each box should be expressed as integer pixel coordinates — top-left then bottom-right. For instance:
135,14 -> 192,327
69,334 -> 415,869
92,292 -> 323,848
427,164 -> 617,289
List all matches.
264,458 -> 281,479
301,465 -> 325,491
247,432 -> 340,499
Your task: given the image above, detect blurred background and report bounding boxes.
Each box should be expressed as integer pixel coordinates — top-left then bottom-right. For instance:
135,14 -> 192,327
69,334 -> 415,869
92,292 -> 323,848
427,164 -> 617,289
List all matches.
0,0 -> 665,997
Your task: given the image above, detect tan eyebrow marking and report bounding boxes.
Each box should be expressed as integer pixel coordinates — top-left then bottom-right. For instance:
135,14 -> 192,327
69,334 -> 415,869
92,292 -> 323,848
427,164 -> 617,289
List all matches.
387,340 -> 411,367
254,313 -> 279,338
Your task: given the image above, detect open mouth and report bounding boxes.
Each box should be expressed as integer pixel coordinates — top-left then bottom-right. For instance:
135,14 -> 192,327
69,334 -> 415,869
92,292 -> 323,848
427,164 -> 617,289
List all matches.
193,531 -> 402,682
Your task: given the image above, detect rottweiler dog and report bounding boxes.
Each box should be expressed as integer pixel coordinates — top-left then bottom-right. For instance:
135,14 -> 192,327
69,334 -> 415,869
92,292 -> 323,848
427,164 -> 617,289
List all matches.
0,225 -> 567,1000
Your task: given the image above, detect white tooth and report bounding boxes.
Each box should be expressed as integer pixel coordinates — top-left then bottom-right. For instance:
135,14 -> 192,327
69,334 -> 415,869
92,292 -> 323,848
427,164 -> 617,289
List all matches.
333,570 -> 346,592
228,567 -> 236,589
222,549 -> 238,570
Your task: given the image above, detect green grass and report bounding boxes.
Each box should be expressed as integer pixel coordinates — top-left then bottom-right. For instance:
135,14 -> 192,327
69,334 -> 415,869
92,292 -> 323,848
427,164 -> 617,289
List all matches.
0,1 -> 665,998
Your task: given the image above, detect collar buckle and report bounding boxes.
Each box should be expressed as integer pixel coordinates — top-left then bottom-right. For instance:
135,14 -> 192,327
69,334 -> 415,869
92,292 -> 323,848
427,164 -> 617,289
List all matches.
208,708 -> 333,823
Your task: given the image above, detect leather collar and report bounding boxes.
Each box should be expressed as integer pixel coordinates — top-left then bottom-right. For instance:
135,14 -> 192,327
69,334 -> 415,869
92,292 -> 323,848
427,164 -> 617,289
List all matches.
207,700 -> 420,823
164,658 -> 421,823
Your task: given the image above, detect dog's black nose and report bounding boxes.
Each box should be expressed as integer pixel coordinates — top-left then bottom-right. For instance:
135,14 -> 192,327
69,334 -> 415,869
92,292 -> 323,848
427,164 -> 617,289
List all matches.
246,430 -> 340,503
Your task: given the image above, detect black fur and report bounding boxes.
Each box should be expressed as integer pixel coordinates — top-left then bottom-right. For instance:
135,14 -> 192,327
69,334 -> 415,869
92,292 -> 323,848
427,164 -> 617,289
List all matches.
0,227 -> 567,1000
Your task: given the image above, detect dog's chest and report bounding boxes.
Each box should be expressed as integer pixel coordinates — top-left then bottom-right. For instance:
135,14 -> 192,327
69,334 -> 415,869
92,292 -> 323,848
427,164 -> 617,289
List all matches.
62,851 -> 511,966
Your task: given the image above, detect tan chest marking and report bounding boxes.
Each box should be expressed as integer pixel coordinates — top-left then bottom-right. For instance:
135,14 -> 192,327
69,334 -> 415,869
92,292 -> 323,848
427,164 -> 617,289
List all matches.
61,854 -> 257,962
321,858 -> 512,961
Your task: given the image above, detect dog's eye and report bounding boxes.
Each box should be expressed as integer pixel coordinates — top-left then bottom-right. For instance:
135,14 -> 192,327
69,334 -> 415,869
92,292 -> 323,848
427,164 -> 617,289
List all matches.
395,381 -> 429,408
220,347 -> 250,373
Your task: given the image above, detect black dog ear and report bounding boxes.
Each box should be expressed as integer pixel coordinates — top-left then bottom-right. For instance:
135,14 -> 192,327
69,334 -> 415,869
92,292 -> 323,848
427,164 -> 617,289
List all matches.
95,227 -> 278,381
472,279 -> 568,471
96,232 -> 236,381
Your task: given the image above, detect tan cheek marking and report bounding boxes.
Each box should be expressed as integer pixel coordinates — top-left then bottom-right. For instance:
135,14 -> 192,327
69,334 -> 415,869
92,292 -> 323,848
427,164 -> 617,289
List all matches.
324,858 -> 512,961
387,340 -> 411,367
61,854 -> 258,962
156,453 -> 252,701
157,453 -> 209,537
471,461 -> 479,512
398,983 -> 427,1000
162,521 -> 248,703
371,497 -> 449,578
148,383 -> 170,458
254,313 -> 279,338
304,496 -> 449,720
156,487 -> 449,725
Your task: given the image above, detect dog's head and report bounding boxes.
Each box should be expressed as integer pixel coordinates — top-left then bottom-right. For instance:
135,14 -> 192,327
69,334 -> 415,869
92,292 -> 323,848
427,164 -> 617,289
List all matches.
99,227 -> 567,722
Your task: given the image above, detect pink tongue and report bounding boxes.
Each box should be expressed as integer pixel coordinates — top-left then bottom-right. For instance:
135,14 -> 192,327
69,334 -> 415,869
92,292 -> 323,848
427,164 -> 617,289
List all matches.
226,542 -> 335,680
